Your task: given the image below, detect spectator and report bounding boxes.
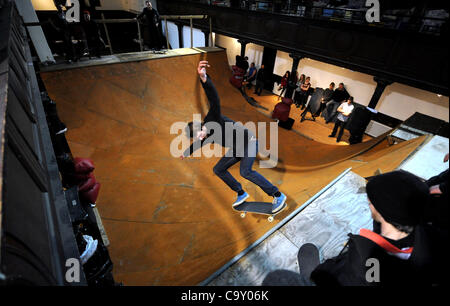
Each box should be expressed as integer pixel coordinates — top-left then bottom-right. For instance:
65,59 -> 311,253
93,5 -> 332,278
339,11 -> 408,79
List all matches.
318,82 -> 335,116
54,4 -> 75,62
245,62 -> 257,89
242,56 -> 249,73
328,96 -> 354,143
323,82 -> 350,123
304,170 -> 444,286
137,1 -> 163,50
297,76 -> 312,110
294,74 -> 306,107
254,64 -> 265,96
278,71 -> 290,100
81,10 -> 104,58
424,153 -> 449,229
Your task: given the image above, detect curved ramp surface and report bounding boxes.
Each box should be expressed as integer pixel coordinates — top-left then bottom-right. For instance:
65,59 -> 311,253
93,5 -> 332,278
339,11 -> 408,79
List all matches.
41,49 -> 417,285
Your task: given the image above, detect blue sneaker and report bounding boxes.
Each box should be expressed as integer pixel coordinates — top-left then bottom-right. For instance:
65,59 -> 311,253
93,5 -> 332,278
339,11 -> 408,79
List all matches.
232,192 -> 249,207
272,192 -> 287,213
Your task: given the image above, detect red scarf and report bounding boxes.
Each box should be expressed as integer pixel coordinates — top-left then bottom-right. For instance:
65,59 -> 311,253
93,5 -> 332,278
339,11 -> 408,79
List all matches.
359,229 -> 413,260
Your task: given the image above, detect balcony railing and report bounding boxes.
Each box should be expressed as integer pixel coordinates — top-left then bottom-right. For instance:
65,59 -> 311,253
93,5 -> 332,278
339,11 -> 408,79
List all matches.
171,0 -> 449,35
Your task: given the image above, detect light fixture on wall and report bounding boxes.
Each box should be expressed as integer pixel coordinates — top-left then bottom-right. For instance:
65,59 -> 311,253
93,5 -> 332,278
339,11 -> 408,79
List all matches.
437,94 -> 442,97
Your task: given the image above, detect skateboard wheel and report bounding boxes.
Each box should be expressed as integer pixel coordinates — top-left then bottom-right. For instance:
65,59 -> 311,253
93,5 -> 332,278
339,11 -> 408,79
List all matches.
268,216 -> 274,222
240,212 -> 246,218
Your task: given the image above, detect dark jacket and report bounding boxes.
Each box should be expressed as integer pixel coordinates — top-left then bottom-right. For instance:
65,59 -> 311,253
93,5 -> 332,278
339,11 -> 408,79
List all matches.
311,224 -> 448,286
138,7 -> 160,26
256,68 -> 265,81
331,88 -> 350,103
183,76 -> 254,157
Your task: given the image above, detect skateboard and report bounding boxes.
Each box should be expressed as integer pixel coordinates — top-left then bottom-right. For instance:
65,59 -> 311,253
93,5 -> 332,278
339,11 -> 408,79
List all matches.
233,201 -> 287,222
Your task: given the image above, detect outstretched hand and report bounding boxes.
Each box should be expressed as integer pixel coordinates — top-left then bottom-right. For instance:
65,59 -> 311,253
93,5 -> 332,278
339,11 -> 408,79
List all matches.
198,61 -> 210,83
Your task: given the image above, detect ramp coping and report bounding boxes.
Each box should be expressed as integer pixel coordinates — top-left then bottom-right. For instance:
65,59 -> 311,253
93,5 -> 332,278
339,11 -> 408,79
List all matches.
198,167 -> 353,286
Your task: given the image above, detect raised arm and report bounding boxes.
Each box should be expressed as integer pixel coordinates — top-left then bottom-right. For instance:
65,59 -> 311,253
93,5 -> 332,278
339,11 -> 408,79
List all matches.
198,61 -> 221,122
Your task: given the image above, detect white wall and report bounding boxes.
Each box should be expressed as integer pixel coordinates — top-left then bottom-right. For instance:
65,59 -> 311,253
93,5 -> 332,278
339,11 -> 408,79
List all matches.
162,21 -> 179,49
215,34 -> 264,68
276,50 -> 449,122
182,26 -> 205,48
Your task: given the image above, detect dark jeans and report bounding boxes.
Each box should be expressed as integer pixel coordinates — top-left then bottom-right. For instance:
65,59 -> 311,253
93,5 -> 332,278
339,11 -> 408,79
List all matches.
245,76 -> 256,88
254,80 -> 264,95
213,140 -> 278,196
330,119 -> 347,142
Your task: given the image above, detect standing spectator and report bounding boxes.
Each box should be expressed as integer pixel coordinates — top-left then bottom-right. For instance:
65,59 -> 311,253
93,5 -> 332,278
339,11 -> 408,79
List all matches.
137,1 -> 163,50
242,56 -> 249,73
318,82 -> 335,116
55,4 -> 75,62
294,74 -> 306,107
328,96 -> 354,143
297,76 -> 312,109
278,71 -> 290,100
254,64 -> 265,96
245,62 -> 257,89
81,10 -> 104,58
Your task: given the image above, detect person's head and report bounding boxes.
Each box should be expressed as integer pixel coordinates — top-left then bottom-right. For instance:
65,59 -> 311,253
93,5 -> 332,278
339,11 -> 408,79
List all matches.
83,10 -> 90,21
366,170 -> 429,234
186,121 -> 208,141
284,71 -> 290,78
347,96 -> 353,104
145,1 -> 152,8
250,62 -> 255,67
305,76 -> 310,83
338,82 -> 344,90
260,64 -> 264,69
329,82 -> 335,90
300,74 -> 305,82
244,56 -> 248,61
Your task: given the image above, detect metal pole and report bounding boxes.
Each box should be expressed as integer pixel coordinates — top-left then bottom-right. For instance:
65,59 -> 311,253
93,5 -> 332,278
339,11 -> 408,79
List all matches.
165,18 -> 169,50
137,19 -> 143,52
101,13 -> 113,54
209,17 -> 213,47
190,18 -> 193,48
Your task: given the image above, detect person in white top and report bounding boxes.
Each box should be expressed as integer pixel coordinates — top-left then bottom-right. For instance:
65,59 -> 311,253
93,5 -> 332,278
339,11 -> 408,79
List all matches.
328,96 -> 354,143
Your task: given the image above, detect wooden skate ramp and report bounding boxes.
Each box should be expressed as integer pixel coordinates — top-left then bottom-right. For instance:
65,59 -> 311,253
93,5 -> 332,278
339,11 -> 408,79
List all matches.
40,49 -> 426,285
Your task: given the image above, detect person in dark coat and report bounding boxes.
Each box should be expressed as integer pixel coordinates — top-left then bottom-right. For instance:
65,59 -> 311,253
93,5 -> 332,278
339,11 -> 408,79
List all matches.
137,1 -> 163,50
424,153 -> 449,229
81,10 -> 104,58
296,170 -> 447,286
254,65 -> 265,96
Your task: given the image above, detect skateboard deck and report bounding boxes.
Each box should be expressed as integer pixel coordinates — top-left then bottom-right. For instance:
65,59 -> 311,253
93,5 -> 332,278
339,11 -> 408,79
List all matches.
233,201 -> 287,222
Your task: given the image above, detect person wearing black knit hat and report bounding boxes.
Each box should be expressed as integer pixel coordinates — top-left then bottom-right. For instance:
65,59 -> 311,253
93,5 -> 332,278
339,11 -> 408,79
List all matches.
300,170 -> 448,286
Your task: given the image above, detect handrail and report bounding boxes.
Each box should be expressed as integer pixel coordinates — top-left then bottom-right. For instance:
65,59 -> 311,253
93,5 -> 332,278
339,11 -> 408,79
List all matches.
90,14 -> 211,54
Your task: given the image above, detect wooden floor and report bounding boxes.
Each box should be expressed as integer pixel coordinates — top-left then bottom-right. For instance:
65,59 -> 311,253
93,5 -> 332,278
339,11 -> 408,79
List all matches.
41,49 -> 427,285
242,87 -> 373,146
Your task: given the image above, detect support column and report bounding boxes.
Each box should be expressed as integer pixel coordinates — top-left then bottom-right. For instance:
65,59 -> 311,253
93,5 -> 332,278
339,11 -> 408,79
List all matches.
368,77 -> 393,109
175,22 -> 184,48
237,39 -> 248,57
285,53 -> 303,99
201,29 -> 210,47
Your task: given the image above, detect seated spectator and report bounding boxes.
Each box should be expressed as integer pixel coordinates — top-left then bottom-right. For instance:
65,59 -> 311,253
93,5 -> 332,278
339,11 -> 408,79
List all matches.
278,71 -> 290,100
245,62 -> 257,89
318,82 -> 335,115
323,82 -> 350,123
328,96 -> 354,142
299,170 -> 446,286
294,74 -> 306,106
296,76 -> 312,109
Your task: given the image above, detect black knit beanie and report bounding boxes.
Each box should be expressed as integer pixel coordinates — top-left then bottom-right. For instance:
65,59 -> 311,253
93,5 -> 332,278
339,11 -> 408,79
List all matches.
366,170 -> 429,226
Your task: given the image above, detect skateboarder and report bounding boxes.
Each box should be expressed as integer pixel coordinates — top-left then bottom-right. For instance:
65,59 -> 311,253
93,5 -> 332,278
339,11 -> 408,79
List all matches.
180,61 -> 287,213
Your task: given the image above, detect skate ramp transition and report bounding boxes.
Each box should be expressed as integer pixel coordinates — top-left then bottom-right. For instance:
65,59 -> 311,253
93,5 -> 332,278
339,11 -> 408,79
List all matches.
40,48 -> 427,285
